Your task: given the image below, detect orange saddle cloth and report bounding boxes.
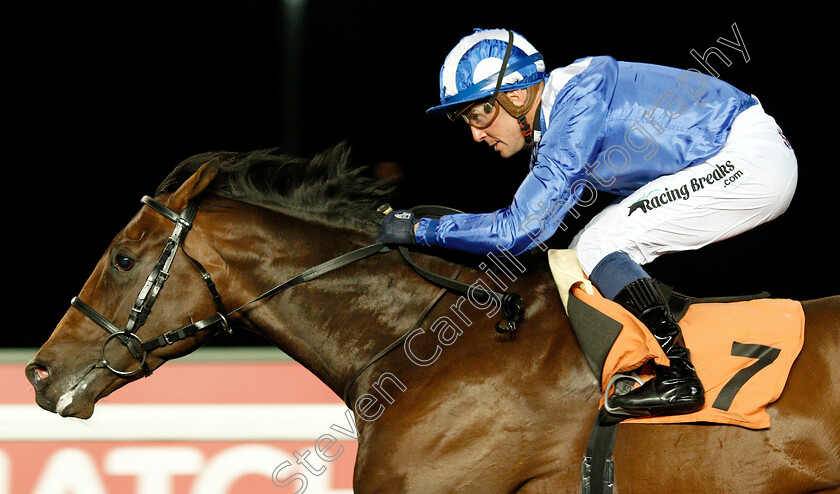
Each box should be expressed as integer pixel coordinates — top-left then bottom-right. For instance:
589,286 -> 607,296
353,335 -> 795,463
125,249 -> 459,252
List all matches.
548,250 -> 805,430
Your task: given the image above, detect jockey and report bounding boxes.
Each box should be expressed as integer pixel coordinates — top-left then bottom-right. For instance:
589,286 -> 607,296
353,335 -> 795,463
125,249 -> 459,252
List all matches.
376,28 -> 798,418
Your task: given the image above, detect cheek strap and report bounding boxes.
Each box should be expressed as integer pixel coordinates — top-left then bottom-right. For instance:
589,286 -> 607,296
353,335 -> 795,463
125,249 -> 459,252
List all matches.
497,84 -> 542,147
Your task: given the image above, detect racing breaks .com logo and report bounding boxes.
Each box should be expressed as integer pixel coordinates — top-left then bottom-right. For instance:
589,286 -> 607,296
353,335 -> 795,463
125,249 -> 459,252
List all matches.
628,161 -> 743,216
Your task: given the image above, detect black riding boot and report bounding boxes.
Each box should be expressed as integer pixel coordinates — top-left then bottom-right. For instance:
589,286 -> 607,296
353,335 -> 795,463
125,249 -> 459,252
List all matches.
608,277 -> 705,416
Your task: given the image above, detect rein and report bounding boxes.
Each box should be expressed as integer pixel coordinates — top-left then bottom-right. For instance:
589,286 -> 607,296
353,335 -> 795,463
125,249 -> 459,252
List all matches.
70,197 -> 526,395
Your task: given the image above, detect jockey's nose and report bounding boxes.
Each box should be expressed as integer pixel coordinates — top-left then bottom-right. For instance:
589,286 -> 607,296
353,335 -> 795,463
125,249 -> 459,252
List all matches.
470,126 -> 487,142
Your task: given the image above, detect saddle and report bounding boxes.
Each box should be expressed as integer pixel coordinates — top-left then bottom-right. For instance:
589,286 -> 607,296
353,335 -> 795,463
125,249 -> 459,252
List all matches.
548,249 -> 805,429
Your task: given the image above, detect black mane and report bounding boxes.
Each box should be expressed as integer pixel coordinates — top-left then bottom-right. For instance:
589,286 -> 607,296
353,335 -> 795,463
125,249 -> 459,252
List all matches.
156,142 -> 394,222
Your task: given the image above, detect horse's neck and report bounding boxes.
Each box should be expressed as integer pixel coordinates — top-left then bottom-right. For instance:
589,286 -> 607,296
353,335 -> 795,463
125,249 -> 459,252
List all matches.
209,203 -> 447,396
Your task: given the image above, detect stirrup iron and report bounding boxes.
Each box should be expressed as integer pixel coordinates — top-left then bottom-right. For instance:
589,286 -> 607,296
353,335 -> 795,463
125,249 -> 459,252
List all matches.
603,373 -> 645,416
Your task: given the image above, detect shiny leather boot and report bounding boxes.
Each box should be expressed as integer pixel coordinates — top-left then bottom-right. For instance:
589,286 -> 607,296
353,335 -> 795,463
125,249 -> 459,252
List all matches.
608,277 -> 705,416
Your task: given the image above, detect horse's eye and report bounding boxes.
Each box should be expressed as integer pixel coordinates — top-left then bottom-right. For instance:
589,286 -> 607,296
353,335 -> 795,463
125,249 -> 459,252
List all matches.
114,255 -> 135,271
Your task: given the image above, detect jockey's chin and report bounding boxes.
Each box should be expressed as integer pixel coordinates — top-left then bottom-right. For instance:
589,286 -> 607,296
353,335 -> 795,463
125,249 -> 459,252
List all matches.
493,139 -> 525,158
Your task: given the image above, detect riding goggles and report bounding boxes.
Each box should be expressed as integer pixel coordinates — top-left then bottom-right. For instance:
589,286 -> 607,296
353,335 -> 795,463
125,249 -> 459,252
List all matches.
446,99 -> 501,129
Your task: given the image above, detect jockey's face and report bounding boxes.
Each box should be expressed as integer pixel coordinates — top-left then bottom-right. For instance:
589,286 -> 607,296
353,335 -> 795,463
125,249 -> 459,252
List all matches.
469,108 -> 525,158
466,89 -> 532,158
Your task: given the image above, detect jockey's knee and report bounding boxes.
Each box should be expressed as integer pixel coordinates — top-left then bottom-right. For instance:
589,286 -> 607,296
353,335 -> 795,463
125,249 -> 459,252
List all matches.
573,229 -> 637,278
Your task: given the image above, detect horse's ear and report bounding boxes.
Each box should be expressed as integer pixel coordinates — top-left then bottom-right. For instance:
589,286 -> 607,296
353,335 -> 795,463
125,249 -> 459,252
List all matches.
167,159 -> 219,212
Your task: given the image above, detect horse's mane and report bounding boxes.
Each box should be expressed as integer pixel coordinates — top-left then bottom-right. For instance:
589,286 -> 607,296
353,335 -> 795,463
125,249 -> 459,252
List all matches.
156,142 -> 394,223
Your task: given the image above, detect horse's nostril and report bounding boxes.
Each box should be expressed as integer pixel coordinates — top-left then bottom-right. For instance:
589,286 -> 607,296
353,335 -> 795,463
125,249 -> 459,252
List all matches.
34,365 -> 50,380
25,362 -> 51,388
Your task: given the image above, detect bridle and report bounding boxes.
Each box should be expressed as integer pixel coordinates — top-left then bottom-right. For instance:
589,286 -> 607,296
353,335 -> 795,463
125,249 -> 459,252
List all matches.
71,196 -> 229,377
69,197 -> 526,389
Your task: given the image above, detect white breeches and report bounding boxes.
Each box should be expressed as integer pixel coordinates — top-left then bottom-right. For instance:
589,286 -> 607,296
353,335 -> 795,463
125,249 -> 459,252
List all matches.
571,98 -> 798,275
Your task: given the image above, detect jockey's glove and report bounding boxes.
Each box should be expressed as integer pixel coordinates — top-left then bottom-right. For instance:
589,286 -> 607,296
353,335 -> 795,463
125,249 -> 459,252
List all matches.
376,210 -> 418,245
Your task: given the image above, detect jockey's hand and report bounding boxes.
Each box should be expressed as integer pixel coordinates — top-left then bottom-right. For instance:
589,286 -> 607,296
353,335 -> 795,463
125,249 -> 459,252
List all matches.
376,210 -> 418,245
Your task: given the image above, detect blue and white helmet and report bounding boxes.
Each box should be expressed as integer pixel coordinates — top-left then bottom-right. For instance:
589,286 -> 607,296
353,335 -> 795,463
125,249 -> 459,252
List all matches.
427,28 -> 546,115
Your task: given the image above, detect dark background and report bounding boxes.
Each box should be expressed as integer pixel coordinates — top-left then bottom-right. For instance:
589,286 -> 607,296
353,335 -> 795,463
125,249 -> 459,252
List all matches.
4,2 -> 836,349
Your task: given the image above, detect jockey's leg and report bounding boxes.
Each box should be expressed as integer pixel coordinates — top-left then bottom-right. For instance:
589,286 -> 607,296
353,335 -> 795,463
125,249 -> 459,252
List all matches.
595,255 -> 704,416
570,98 -> 797,416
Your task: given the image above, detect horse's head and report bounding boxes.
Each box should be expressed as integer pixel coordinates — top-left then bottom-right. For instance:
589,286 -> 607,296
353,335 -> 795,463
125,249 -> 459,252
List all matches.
26,162 -> 222,418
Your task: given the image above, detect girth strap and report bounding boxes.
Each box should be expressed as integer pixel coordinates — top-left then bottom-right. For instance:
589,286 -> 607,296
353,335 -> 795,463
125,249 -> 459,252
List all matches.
582,413 -> 617,494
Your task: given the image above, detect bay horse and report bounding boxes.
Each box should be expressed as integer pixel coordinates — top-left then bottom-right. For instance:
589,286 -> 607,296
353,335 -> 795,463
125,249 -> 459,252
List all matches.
26,143 -> 840,493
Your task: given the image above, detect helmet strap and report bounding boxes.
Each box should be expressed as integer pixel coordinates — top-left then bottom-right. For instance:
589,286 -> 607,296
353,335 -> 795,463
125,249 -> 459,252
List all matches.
522,109 -> 542,148
484,30 -> 516,113
497,83 -> 542,146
